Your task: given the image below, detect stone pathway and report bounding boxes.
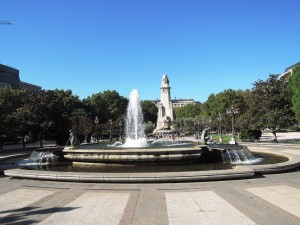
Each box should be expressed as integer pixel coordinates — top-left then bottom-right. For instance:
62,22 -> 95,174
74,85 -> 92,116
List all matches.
1,142 -> 300,224
1,174 -> 300,225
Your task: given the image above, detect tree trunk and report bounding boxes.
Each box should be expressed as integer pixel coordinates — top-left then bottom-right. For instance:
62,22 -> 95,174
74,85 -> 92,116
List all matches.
39,133 -> 43,148
272,130 -> 278,142
22,136 -> 26,149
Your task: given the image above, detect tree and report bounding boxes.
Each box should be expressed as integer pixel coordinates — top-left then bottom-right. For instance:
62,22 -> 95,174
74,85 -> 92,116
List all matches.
18,90 -> 82,147
84,90 -> 128,124
144,121 -> 155,134
0,88 -> 26,149
140,100 -> 157,123
201,89 -> 247,132
83,90 -> 128,137
248,74 -> 294,141
174,103 -> 202,119
49,89 -> 82,145
289,65 -> 300,123
11,107 -> 31,148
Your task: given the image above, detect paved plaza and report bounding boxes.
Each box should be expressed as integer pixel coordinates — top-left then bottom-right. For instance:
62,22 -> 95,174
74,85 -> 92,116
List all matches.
0,141 -> 300,224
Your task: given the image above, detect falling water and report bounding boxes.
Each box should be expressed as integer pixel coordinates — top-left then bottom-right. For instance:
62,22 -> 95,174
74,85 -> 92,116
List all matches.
19,150 -> 58,165
221,147 -> 263,164
123,89 -> 149,148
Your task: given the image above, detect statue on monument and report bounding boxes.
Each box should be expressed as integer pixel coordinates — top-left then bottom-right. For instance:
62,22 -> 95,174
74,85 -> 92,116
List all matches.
154,74 -> 175,133
163,115 -> 171,129
161,74 -> 169,87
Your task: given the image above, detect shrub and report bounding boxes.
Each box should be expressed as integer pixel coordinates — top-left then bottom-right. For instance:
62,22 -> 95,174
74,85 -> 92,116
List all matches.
240,129 -> 262,141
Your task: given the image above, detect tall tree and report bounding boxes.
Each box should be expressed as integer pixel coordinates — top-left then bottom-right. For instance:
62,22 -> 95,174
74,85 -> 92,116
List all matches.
289,66 -> 300,123
201,89 -> 247,132
248,74 -> 294,141
83,90 -> 128,136
0,88 -> 26,149
18,90 -> 82,147
140,100 -> 158,123
174,103 -> 202,119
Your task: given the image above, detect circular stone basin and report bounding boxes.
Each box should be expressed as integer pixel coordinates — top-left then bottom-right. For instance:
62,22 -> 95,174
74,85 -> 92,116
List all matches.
5,151 -> 288,173
63,147 -> 202,163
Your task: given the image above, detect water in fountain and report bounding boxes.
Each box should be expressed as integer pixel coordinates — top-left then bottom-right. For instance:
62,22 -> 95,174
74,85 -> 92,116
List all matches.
122,89 -> 149,148
222,147 -> 263,164
19,150 -> 58,166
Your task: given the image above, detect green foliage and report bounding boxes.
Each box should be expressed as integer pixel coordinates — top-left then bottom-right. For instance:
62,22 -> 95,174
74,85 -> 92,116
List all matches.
174,103 -> 202,119
140,100 -> 157,123
1,70 -> 297,147
240,129 -> 262,141
144,121 -> 155,134
288,124 -> 300,131
247,74 -> 294,140
173,118 -> 195,133
200,89 -> 249,132
83,90 -> 128,124
212,134 -> 241,144
0,88 -> 28,148
289,65 -> 300,123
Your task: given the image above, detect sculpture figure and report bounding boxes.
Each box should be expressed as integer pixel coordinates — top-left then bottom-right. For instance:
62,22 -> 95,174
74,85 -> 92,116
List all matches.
199,127 -> 210,145
68,129 -> 76,147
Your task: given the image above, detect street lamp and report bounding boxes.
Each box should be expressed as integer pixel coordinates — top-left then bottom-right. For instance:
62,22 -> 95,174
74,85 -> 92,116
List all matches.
217,112 -> 223,143
109,119 -> 113,142
227,105 -> 238,144
94,116 -> 99,142
119,121 -> 122,141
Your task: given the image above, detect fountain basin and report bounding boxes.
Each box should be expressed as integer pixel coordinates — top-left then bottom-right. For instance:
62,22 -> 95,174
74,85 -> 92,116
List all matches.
63,147 -> 202,163
3,147 -> 298,183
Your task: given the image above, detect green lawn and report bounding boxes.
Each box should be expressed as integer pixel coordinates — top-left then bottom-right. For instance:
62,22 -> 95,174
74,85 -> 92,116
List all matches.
211,134 -> 241,144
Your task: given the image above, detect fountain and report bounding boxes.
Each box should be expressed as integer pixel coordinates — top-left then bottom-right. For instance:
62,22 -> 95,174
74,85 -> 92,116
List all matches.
122,89 -> 149,148
62,76 -> 265,165
62,86 -> 262,166
62,86 -> 205,164
4,75 -> 296,183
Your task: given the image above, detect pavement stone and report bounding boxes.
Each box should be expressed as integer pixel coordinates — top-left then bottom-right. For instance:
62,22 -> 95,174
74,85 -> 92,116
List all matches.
0,141 -> 300,224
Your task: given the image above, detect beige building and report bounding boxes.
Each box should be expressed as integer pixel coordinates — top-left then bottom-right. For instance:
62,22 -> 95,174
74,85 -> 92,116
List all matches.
151,98 -> 197,109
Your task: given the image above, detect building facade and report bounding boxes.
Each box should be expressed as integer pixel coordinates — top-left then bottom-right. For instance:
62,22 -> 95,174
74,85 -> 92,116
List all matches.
151,98 -> 197,109
0,64 -> 20,89
0,64 -> 41,92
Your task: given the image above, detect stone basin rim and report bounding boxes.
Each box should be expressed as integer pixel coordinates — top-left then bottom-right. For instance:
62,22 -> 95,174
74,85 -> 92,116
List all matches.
4,150 -> 300,183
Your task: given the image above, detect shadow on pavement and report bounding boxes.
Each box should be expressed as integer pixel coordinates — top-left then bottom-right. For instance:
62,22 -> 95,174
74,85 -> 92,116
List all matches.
0,206 -> 79,225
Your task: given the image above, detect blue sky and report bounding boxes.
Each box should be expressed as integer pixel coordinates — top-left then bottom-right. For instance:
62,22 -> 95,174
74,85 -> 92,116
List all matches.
1,0 -> 299,102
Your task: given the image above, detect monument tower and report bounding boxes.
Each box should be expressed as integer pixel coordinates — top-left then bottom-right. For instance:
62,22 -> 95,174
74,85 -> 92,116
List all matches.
154,74 -> 174,132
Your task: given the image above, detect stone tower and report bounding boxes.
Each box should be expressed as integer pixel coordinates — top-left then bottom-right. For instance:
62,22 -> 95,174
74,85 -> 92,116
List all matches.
155,74 -> 174,132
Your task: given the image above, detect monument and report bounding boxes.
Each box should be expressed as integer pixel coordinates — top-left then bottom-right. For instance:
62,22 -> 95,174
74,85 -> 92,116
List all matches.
154,74 -> 175,133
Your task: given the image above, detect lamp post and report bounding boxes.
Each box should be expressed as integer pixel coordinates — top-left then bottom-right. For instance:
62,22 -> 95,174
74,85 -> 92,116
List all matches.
217,112 -> 223,143
94,116 -> 99,142
109,119 -> 113,142
119,121 -> 122,141
227,105 -> 238,144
